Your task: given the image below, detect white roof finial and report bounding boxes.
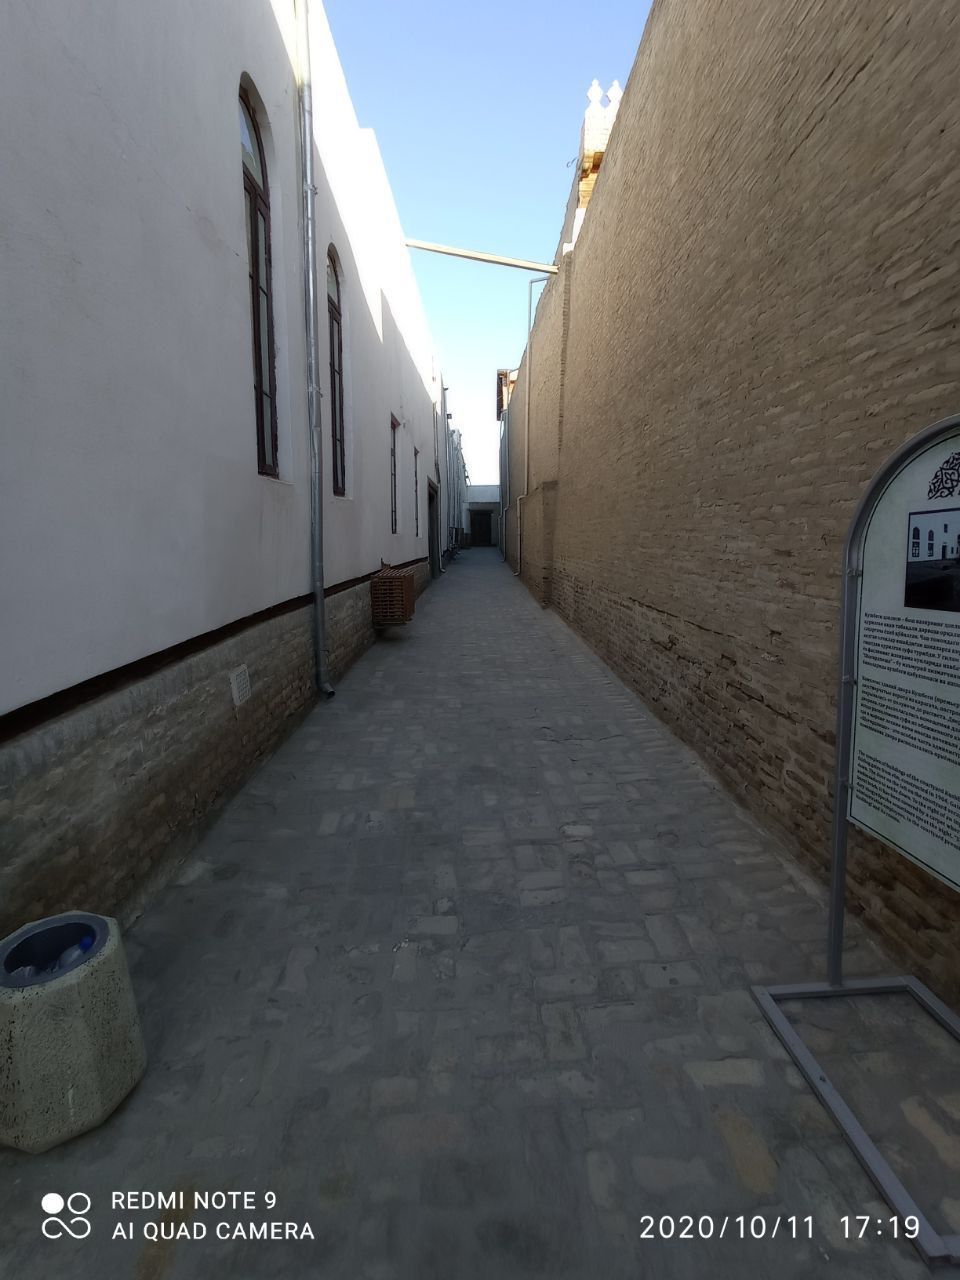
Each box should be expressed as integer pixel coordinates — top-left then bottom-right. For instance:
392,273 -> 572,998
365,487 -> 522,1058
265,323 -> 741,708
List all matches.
607,80 -> 623,108
586,79 -> 603,107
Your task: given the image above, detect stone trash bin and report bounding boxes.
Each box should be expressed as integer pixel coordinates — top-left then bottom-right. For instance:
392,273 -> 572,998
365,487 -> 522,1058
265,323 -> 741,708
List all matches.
0,911 -> 146,1153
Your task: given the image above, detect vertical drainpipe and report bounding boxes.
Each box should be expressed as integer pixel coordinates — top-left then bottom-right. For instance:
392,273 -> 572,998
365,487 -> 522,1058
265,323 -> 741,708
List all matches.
296,0 -> 335,698
515,274 -> 549,577
504,401 -> 511,560
432,403 -> 445,574
499,410 -> 505,560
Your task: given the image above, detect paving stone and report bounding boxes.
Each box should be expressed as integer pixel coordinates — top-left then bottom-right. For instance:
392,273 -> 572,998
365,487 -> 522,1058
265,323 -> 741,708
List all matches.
421,1154 -> 501,1208
475,1216 -> 562,1274
711,1105 -> 779,1194
586,1149 -> 620,1210
515,1069 -> 603,1102
527,929 -> 555,971
685,1059 -> 766,1088
606,842 -> 641,866
475,1032 -> 544,1067
941,1197 -> 960,1232
598,967 -> 637,1001
641,961 -> 704,987
582,1003 -> 648,1031
780,1146 -> 870,1251
316,1043 -> 373,1074
514,844 -> 564,871
434,865 -> 458,896
644,1033 -> 709,1058
519,870 -> 565,891
597,939 -> 655,964
558,926 -> 591,968
535,972 -> 598,998
409,914 -> 459,935
278,945 -> 317,992
520,887 -> 568,907
372,1077 -> 419,1112
624,868 -> 675,887
391,942 -> 417,983
584,1107 -> 645,1143
394,1010 -> 421,1037
631,1155 -> 714,1192
645,915 -> 690,958
377,1111 -> 466,1156
901,1097 -> 960,1169
541,1001 -> 587,1061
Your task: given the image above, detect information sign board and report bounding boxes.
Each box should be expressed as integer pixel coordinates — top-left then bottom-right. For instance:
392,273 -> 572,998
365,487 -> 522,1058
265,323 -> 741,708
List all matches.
849,431 -> 960,891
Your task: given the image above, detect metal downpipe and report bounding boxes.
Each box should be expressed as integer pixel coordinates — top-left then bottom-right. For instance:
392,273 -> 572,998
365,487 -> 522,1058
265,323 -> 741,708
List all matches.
296,0 -> 334,699
515,274 -> 549,577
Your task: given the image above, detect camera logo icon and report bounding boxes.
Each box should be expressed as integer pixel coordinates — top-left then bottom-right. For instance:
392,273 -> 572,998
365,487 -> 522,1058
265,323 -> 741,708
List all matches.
41,1192 -> 91,1239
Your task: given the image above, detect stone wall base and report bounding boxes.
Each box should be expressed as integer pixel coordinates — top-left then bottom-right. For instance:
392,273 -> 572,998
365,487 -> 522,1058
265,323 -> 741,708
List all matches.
325,560 -> 430,681
2,563 -> 434,941
0,605 -> 316,938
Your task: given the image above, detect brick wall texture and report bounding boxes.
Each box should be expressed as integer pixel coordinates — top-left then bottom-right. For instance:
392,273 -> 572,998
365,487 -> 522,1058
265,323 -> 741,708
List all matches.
1,565 -> 435,938
413,560 -> 431,598
504,258 -> 571,605
1,562 -> 434,939
509,0 -> 960,1000
327,580 -> 376,681
0,606 -> 317,938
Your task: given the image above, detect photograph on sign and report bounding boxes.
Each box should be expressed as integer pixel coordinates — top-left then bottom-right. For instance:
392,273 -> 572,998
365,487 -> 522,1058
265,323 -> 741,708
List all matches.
904,507 -> 960,612
849,435 -> 960,893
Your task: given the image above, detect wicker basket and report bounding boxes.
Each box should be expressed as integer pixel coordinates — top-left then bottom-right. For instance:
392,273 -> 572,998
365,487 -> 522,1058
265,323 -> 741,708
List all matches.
370,567 -> 416,626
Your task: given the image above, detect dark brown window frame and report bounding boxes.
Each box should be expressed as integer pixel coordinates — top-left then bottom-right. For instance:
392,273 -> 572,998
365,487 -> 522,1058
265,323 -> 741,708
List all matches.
241,91 -> 279,478
390,417 -> 399,534
327,252 -> 346,495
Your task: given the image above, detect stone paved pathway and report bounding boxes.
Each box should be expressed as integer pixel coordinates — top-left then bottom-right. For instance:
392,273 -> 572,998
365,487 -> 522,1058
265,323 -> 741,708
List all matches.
2,549 -> 958,1279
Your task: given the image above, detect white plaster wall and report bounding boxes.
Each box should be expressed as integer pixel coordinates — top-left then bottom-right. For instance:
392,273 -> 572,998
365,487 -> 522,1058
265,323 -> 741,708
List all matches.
308,6 -> 440,584
910,512 -> 960,560
1,0 -> 443,714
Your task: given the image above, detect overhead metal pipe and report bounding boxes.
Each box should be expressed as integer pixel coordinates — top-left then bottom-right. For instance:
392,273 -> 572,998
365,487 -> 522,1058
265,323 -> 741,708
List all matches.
406,239 -> 558,275
295,0 -> 334,698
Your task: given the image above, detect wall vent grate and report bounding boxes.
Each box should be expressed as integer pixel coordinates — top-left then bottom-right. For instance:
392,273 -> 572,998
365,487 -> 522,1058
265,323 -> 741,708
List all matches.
229,664 -> 252,708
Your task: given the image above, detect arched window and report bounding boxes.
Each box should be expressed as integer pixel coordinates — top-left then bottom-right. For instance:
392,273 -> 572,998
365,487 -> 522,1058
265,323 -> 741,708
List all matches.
240,93 -> 278,477
327,252 -> 346,495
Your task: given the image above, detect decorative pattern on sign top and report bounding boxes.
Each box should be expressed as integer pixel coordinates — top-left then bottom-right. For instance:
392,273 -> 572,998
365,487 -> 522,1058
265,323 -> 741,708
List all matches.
929,451 -> 960,499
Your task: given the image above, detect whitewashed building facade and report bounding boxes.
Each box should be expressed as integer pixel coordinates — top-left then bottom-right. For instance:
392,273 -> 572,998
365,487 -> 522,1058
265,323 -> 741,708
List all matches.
0,0 -> 454,931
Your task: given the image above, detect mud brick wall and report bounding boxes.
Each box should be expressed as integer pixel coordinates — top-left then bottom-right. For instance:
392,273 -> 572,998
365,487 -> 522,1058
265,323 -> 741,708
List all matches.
413,560 -> 431,597
327,580 -> 376,681
0,606 -> 315,937
503,362 -> 527,575
504,257 -> 570,604
522,0 -> 960,999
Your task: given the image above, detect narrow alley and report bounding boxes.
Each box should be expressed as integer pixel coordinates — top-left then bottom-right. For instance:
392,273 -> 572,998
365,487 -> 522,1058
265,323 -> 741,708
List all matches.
2,551 -> 953,1280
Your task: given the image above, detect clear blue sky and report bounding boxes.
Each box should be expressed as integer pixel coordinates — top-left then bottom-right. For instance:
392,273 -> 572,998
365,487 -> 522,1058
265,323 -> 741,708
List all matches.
324,0 -> 653,484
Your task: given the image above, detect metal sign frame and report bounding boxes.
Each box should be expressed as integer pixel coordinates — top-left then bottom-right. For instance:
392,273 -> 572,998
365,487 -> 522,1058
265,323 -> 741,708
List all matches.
753,412 -> 960,1268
